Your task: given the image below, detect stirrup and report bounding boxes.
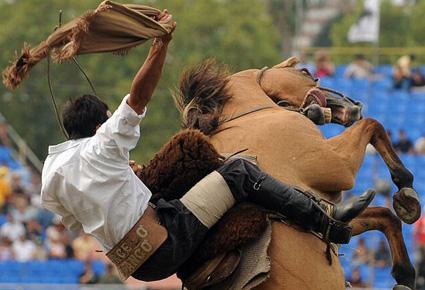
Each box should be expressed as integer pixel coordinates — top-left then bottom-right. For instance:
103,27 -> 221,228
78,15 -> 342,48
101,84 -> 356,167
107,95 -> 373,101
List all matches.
324,218 -> 352,244
316,198 -> 353,244
293,187 -> 353,244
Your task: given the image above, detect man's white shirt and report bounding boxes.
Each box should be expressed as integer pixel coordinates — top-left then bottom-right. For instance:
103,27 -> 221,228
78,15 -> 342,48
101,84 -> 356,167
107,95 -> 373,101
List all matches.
41,95 -> 151,251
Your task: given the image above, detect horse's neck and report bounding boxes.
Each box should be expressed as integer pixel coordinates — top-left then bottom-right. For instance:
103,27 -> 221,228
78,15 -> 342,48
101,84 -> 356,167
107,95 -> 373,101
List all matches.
221,70 -> 276,119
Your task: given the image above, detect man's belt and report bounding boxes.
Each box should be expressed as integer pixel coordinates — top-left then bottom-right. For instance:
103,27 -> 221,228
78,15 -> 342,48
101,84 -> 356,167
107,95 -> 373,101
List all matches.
106,204 -> 168,280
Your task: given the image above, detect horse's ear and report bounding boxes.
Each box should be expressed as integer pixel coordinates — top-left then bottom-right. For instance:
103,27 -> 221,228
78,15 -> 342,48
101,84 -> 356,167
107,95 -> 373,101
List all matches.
273,57 -> 300,68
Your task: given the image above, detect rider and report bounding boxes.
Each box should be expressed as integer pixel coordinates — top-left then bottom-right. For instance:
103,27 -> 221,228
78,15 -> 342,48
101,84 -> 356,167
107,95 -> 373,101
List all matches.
40,11 -> 374,281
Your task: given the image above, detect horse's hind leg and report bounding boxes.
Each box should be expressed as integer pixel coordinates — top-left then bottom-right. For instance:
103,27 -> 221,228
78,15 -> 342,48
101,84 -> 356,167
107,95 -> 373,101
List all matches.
350,207 -> 415,290
327,118 -> 420,224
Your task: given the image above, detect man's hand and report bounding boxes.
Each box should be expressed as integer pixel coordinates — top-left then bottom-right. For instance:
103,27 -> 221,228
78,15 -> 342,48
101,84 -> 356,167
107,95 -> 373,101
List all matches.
154,9 -> 176,45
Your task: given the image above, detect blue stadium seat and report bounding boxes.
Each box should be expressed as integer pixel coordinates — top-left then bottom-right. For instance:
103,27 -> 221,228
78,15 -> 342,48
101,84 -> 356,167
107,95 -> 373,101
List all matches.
374,65 -> 394,77
67,259 -> 84,275
92,260 -> 106,276
373,266 -> 393,288
0,146 -> 13,165
319,77 -> 335,88
0,261 -> 85,284
0,214 -> 7,226
335,65 -> 348,77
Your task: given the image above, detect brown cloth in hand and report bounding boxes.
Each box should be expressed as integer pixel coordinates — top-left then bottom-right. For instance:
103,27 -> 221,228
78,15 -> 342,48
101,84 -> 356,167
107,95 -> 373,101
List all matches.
3,0 -> 174,90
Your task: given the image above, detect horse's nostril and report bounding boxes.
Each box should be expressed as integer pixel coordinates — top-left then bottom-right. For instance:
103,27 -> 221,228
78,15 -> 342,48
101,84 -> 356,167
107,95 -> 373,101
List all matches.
355,101 -> 364,108
349,106 -> 363,121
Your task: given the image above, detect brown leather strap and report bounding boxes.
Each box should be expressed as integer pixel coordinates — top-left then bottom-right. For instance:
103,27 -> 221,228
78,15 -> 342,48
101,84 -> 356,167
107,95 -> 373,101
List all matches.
220,105 -> 275,125
106,205 -> 168,280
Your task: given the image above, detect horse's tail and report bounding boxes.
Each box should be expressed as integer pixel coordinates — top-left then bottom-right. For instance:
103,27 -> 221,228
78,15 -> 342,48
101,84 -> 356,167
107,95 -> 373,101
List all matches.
173,59 -> 231,135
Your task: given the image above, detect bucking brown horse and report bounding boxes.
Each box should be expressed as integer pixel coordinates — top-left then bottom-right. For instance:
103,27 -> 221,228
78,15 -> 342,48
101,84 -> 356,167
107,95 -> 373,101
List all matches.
138,57 -> 419,289
166,57 -> 419,290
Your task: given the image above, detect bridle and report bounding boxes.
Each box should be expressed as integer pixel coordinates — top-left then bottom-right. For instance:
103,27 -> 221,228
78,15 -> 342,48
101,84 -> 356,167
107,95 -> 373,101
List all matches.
256,66 -> 359,114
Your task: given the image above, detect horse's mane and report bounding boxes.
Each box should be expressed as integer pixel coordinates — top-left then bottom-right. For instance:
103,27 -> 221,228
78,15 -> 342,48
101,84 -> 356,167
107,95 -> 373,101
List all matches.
173,59 -> 231,135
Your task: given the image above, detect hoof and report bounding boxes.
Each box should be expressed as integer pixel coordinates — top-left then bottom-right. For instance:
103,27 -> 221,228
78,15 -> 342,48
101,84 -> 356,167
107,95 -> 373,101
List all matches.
393,187 -> 421,224
393,285 -> 413,290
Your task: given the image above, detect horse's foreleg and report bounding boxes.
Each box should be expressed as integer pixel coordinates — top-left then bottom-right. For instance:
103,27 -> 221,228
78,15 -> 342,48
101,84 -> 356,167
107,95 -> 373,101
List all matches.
327,118 -> 420,224
349,207 -> 415,290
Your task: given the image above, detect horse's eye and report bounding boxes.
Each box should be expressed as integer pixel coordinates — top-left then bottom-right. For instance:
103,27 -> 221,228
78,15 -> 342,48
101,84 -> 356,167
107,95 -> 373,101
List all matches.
300,68 -> 318,82
300,68 -> 312,77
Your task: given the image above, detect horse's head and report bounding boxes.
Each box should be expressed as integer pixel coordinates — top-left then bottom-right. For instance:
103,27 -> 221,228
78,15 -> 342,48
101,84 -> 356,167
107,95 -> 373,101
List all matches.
258,57 -> 363,127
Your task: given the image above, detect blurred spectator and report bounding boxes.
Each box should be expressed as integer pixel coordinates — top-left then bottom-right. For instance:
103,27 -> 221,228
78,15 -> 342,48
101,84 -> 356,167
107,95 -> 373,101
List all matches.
0,237 -> 13,261
353,238 -> 371,266
27,170 -> 41,197
32,240 -> 48,261
36,208 -> 55,230
348,267 -> 367,288
411,68 -> 425,90
98,263 -> 123,284
415,133 -> 425,154
0,213 -> 25,241
46,235 -> 66,259
0,166 -> 11,208
374,179 -> 391,199
10,173 -> 24,194
393,129 -> 414,154
296,51 -> 315,74
415,213 -> 425,252
64,239 -> 75,259
10,194 -> 37,223
79,260 -> 99,284
344,54 -> 374,79
72,231 -> 98,261
393,53 -> 416,90
314,50 -> 335,78
373,239 -> 391,268
45,221 -> 70,259
0,117 -> 9,147
12,234 -> 36,262
417,247 -> 425,290
25,219 -> 43,242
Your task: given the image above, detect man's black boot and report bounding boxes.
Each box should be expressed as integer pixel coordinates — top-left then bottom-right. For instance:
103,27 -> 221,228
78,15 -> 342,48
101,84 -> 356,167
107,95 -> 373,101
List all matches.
217,159 -> 375,244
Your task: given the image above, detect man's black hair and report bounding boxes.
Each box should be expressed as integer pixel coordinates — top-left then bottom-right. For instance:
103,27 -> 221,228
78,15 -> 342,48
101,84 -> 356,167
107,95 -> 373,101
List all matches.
62,94 -> 109,139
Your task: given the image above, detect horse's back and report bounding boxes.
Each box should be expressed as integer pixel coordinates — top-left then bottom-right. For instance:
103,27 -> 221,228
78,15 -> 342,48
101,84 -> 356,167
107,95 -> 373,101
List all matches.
254,222 -> 345,290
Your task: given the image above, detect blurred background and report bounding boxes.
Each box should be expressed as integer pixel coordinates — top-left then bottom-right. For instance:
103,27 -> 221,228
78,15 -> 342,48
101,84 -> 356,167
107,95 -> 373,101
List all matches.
1,0 -> 425,289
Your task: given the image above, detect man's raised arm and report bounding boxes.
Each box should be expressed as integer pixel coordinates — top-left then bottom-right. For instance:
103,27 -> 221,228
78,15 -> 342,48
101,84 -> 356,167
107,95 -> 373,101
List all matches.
128,10 -> 176,114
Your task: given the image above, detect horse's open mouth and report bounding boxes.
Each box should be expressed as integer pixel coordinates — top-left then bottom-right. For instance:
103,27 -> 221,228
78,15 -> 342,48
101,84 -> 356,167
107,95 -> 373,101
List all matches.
304,88 -> 327,108
303,87 -> 363,127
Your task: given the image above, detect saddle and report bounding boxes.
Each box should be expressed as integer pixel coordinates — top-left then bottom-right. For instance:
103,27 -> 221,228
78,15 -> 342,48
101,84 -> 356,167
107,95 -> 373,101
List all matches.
181,216 -> 274,290
183,250 -> 241,290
